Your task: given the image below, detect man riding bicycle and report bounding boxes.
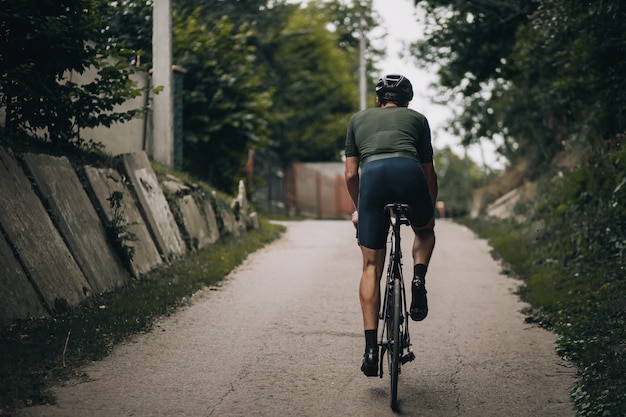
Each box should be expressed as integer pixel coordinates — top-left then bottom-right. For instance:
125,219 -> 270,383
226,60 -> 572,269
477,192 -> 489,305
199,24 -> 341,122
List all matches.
344,74 -> 438,377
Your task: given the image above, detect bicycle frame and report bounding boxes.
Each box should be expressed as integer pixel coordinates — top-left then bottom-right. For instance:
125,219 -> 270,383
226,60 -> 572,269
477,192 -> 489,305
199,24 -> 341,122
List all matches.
379,203 -> 415,410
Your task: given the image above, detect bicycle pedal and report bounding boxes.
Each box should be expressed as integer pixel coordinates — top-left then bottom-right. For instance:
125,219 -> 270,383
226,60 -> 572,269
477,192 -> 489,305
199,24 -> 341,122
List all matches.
401,352 -> 415,364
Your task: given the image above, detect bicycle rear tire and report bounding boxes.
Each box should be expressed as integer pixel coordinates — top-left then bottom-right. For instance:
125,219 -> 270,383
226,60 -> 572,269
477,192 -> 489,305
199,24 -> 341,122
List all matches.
390,276 -> 401,410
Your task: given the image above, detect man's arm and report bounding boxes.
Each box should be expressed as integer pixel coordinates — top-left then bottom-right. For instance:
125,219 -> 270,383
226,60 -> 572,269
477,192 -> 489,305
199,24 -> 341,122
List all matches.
344,156 -> 360,209
421,162 -> 438,208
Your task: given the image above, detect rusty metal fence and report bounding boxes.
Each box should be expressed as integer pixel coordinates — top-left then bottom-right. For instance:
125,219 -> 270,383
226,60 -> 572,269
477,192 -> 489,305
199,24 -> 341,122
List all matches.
249,151 -> 353,219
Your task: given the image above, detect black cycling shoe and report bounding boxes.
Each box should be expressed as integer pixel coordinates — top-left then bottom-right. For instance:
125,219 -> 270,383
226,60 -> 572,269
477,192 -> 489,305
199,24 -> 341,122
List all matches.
361,346 -> 379,377
410,276 -> 428,321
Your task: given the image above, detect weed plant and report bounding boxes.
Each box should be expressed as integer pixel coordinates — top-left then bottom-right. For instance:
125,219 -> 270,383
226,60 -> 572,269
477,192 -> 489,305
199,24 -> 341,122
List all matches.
104,191 -> 138,270
0,218 -> 284,414
459,140 -> 626,417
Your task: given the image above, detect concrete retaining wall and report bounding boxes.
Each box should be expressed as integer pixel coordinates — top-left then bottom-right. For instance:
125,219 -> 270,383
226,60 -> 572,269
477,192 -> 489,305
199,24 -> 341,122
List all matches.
0,147 -> 257,326
119,152 -> 186,260
22,153 -> 130,294
0,148 -> 92,316
82,166 -> 163,277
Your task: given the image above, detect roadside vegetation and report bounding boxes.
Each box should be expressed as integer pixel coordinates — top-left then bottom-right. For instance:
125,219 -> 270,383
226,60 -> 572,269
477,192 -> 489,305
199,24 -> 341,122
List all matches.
1,0 -> 383,196
457,140 -> 626,417
2,1 -> 626,416
414,1 -> 626,414
0,215 -> 284,414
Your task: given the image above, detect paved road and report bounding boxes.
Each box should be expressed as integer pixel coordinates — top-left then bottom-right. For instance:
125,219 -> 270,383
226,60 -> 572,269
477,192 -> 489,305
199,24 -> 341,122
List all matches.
17,220 -> 576,417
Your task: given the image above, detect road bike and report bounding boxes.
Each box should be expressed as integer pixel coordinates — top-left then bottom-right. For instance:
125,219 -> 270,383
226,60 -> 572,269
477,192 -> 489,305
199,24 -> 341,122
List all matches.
379,203 -> 415,410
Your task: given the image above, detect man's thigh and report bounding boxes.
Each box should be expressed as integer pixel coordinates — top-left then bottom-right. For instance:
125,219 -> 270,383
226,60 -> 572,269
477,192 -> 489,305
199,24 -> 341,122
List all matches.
411,216 -> 435,235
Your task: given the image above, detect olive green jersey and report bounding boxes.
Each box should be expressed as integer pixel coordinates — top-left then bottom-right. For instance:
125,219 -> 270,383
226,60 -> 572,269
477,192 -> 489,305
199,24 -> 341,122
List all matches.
344,107 -> 433,163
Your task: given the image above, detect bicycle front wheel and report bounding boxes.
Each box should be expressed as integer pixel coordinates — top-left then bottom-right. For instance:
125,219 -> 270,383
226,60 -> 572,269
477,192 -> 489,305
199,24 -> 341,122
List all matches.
389,276 -> 401,410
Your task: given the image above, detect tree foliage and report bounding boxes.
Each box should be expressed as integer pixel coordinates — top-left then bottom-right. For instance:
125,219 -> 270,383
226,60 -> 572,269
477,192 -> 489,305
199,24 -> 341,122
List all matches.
434,146 -> 482,216
411,0 -> 533,156
414,2 -> 626,415
0,0 -> 146,145
102,0 -> 153,67
172,9 -> 272,192
104,0 -> 292,68
268,2 -> 359,163
413,0 -> 626,164
2,0 -> 378,192
174,0 -> 269,23
103,0 -> 373,191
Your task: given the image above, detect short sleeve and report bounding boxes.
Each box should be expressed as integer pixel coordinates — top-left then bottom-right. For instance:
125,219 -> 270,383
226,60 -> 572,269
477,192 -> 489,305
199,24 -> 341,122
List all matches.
417,118 -> 433,163
344,116 -> 359,158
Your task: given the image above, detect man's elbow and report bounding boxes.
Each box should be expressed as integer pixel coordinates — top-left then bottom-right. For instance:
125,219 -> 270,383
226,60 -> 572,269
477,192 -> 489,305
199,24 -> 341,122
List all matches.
344,161 -> 359,182
345,170 -> 358,183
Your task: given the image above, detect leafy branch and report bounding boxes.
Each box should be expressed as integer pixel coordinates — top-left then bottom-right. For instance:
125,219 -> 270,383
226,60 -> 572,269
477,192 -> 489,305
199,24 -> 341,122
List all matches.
105,191 -> 137,270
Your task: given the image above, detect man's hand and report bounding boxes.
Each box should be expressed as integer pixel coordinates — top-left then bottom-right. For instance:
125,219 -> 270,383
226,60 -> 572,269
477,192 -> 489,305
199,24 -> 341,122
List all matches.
352,210 -> 358,228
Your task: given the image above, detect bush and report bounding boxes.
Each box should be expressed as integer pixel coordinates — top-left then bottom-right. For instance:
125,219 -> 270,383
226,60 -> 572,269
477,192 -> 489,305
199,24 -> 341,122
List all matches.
459,138 -> 626,417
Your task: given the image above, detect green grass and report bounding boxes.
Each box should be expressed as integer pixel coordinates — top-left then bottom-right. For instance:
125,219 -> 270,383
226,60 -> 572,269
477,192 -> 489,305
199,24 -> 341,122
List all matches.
0,218 -> 284,414
459,215 -> 626,416
455,142 -> 626,416
260,213 -> 309,221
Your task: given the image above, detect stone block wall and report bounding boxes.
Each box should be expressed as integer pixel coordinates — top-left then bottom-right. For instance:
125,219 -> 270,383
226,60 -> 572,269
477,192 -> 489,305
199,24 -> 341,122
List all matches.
0,147 -> 256,326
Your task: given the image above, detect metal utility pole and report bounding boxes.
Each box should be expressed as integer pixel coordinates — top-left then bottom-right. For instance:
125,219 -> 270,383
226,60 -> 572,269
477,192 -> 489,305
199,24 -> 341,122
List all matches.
359,15 -> 367,111
151,0 -> 174,166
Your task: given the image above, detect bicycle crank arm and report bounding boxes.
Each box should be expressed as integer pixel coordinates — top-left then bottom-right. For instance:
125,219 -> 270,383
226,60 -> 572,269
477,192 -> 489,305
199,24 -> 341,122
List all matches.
379,345 -> 387,378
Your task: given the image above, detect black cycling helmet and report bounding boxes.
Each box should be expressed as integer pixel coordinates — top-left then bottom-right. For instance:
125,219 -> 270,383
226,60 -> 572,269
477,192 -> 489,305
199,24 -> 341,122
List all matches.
375,74 -> 414,102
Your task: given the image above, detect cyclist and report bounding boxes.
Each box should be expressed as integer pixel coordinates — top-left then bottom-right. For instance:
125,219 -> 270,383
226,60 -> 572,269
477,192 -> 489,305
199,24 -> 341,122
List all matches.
344,74 -> 438,377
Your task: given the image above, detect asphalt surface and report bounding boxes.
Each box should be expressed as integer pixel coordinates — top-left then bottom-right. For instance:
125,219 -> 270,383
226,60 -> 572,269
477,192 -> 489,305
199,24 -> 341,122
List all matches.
16,220 -> 576,417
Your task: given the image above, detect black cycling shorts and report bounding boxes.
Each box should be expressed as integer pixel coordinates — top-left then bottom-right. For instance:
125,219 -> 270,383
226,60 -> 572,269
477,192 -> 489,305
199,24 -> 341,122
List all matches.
358,157 -> 433,249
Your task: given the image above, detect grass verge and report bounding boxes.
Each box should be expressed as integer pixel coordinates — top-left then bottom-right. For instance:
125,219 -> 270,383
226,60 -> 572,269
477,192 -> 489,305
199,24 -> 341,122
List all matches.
457,206 -> 625,417
0,218 -> 284,415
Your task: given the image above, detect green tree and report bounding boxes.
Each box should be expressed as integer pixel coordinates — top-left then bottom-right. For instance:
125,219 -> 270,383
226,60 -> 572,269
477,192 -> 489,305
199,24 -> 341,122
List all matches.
103,0 -> 286,69
323,0 -> 385,106
508,0 -> 626,144
102,0 -> 153,67
103,0 -> 379,183
412,2 -> 626,415
0,0 -> 146,145
434,146 -> 482,215
412,0 -> 626,164
269,2 -> 359,163
172,9 -> 272,192
174,0 -> 270,23
411,0 -> 534,157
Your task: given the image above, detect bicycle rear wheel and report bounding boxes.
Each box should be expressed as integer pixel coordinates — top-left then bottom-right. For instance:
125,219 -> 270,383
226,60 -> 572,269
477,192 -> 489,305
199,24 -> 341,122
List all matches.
389,276 -> 401,410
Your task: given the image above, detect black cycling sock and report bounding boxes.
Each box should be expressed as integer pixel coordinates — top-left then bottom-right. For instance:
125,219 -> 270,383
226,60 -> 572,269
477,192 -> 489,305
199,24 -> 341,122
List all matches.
414,264 -> 427,281
364,329 -> 377,349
